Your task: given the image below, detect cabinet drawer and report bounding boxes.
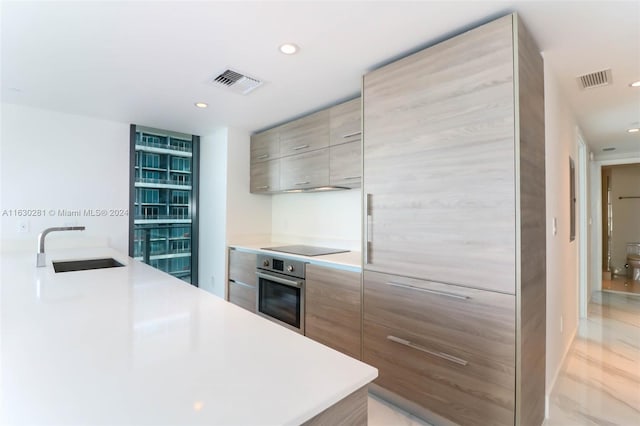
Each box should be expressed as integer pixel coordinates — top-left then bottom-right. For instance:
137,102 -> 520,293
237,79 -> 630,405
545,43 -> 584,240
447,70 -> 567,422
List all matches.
279,110 -> 329,156
228,249 -> 257,286
330,141 -> 361,188
329,98 -> 361,146
364,271 -> 515,367
364,320 -> 514,426
280,148 -> 329,190
250,158 -> 280,193
228,280 -> 256,313
250,129 -> 279,163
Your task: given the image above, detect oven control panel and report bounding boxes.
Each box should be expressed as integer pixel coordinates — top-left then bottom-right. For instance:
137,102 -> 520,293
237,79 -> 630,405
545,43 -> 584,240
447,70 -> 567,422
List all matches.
256,254 -> 306,279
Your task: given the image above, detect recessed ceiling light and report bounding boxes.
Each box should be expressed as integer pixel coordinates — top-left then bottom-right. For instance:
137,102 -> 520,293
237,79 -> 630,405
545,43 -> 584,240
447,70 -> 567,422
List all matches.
630,81 -> 640,87
628,128 -> 640,133
194,102 -> 208,108
279,43 -> 299,55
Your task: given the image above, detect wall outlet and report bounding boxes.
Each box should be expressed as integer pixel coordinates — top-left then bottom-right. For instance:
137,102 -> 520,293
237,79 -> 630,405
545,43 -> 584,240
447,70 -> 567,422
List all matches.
17,221 -> 29,233
560,315 -> 564,333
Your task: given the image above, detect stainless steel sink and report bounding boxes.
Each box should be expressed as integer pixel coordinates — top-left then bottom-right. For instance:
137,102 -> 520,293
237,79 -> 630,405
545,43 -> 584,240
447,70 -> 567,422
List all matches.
53,258 -> 124,273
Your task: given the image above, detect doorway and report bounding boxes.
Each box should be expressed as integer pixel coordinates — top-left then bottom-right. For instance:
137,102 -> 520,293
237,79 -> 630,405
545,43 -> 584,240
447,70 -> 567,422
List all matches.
593,160 -> 640,297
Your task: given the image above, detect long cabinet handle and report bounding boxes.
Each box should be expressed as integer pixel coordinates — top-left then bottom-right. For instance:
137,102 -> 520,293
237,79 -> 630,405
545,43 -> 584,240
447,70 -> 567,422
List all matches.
257,154 -> 269,159
387,335 -> 468,367
256,185 -> 269,190
292,144 -> 310,151
342,176 -> 361,180
255,272 -> 303,288
294,181 -> 310,186
230,279 -> 255,289
365,193 -> 372,264
386,281 -> 471,300
342,131 -> 362,139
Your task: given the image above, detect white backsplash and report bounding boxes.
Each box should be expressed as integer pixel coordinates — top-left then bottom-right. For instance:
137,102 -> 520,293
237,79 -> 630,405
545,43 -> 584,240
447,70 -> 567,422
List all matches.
271,190 -> 361,251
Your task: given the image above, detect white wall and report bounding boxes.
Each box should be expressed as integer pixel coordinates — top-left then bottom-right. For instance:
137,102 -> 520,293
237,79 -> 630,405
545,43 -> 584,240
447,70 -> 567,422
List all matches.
543,62 -> 582,400
0,103 -> 130,253
271,190 -> 361,250
198,127 -> 272,297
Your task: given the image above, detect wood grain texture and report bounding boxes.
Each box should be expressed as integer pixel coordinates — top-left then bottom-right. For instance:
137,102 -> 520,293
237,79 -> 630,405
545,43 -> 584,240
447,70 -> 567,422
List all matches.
364,320 -> 514,426
330,98 -> 361,146
250,128 -> 280,163
302,386 -> 368,426
250,158 -> 280,193
363,14 -> 516,293
363,270 -> 516,385
228,280 -> 257,313
279,110 -> 329,156
228,249 -> 257,286
305,264 -> 362,359
514,14 -> 546,426
280,148 -> 329,190
330,141 -> 361,188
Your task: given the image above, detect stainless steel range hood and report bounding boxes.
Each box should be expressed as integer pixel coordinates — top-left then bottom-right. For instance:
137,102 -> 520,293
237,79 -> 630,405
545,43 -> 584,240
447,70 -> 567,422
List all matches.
282,186 -> 351,193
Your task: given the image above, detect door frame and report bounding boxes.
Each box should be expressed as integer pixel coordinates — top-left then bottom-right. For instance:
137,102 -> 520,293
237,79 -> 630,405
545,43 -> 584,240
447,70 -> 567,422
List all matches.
577,134 -> 588,318
591,154 -> 640,303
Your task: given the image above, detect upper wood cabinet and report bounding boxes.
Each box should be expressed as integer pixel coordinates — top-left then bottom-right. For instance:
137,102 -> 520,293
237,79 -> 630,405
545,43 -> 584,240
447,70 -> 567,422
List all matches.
329,98 -> 361,146
250,128 -> 279,163
249,98 -> 362,194
250,158 -> 280,193
279,110 -> 329,156
330,141 -> 361,188
280,148 -> 329,190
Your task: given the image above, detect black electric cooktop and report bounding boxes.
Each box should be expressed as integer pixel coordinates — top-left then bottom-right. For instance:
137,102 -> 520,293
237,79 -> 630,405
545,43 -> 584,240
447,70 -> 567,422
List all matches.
261,245 -> 350,257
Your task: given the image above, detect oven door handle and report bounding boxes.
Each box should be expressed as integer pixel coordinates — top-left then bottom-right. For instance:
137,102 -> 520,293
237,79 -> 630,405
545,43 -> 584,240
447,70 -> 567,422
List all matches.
256,271 -> 303,288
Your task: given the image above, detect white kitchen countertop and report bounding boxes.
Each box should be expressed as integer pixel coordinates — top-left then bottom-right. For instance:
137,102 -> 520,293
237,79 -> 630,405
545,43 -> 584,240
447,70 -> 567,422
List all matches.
0,247 -> 376,425
228,242 -> 362,273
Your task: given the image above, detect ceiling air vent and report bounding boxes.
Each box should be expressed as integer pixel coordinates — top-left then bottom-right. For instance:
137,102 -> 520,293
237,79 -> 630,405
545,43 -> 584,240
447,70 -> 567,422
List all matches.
212,69 -> 263,95
577,69 -> 612,90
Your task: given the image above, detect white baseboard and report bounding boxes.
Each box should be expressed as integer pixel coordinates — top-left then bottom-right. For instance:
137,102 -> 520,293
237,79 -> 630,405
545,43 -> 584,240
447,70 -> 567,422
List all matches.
544,325 -> 578,419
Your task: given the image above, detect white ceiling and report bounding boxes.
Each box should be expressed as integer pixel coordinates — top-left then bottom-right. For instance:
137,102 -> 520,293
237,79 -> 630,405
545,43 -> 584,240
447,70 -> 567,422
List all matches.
2,1 -> 639,155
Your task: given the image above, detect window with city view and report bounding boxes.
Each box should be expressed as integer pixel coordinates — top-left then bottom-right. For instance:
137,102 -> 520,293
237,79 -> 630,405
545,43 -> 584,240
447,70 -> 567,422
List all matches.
129,125 -> 199,285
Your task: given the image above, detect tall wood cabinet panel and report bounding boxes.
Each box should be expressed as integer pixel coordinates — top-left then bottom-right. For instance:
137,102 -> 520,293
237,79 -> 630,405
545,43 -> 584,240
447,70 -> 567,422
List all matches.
362,13 -> 545,426
305,265 -> 362,359
227,249 -> 257,313
363,15 -> 516,294
279,110 -> 329,156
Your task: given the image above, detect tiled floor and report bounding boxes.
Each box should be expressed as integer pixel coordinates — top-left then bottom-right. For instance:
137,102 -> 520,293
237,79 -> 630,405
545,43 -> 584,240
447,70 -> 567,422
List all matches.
603,275 -> 640,296
546,291 -> 640,425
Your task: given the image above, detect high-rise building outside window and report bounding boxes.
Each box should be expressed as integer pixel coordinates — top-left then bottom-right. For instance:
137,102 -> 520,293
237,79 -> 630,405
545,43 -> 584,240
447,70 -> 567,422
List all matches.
129,125 -> 199,285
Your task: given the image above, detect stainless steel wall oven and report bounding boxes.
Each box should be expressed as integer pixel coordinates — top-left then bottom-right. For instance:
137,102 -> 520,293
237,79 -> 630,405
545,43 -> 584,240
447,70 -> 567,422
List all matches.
256,254 -> 306,334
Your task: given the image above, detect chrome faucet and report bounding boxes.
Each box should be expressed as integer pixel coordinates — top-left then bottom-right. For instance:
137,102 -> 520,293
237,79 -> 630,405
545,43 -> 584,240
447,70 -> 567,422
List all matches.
36,226 -> 86,267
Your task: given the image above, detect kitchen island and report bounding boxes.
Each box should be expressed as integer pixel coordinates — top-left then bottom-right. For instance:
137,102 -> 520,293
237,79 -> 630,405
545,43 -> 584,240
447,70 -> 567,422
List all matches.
1,247 -> 377,425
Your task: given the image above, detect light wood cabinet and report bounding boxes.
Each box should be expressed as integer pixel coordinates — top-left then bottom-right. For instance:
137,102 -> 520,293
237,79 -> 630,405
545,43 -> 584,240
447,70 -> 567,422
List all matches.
227,249 -> 257,313
305,264 -> 361,359
250,158 -> 280,193
329,98 -> 361,146
280,148 -> 329,190
250,128 -> 279,163
279,110 -> 329,156
330,141 -> 361,188
362,14 -> 545,426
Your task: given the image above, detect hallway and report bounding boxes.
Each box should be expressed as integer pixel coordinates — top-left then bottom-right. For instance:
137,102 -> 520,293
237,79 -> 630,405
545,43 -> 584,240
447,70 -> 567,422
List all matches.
546,291 -> 640,425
